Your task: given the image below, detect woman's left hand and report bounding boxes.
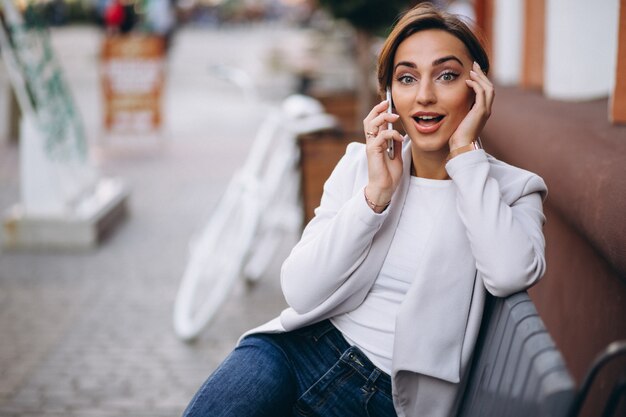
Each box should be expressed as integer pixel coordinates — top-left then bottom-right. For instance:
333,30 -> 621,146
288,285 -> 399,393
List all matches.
448,62 -> 494,150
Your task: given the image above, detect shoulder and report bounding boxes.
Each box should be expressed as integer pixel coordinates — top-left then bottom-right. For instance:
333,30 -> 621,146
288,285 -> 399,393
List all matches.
314,141 -> 369,205
330,141 -> 368,180
345,141 -> 366,160
486,153 -> 548,201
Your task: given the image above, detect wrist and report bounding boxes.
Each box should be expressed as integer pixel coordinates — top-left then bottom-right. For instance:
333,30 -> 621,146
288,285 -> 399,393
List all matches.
447,138 -> 483,161
364,187 -> 391,213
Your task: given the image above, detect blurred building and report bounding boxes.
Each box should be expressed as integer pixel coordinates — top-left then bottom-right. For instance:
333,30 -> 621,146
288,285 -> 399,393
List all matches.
474,2 -> 625,416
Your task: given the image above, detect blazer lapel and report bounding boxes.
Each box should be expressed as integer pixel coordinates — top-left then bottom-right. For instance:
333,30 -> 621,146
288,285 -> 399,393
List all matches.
392,172 -> 477,384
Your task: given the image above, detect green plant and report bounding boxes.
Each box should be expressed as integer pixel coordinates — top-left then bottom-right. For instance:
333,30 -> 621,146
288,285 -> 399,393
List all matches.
317,0 -> 411,36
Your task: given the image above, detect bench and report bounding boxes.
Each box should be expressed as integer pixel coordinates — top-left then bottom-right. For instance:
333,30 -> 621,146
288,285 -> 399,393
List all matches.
456,291 -> 576,417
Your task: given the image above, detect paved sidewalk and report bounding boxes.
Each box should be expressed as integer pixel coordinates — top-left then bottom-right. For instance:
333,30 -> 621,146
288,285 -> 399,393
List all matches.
0,24 -> 308,417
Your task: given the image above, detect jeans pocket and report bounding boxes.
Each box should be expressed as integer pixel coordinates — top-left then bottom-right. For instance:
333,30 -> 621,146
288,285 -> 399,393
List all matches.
293,359 -> 359,417
363,389 -> 396,417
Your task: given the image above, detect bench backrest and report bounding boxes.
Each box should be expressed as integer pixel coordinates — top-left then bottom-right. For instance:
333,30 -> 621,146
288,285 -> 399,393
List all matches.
456,292 -> 576,417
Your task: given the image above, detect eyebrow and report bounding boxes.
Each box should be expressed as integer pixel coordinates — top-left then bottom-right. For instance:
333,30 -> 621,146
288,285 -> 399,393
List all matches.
394,55 -> 464,71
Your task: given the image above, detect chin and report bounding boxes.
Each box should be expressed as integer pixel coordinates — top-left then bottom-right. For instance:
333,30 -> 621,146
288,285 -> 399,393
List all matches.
409,134 -> 449,153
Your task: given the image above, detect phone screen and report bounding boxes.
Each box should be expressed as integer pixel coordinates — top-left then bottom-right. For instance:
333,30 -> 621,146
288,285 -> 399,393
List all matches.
386,87 -> 395,159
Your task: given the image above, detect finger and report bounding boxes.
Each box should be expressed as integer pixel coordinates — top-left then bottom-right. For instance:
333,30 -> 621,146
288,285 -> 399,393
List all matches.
373,99 -> 391,112
469,70 -> 491,103
470,67 -> 493,97
482,84 -> 495,114
370,112 -> 399,131
469,71 -> 494,116
369,130 -> 404,149
379,129 -> 404,142
365,114 -> 398,141
470,65 -> 492,89
475,70 -> 495,110
466,77 -> 486,111
472,61 -> 492,85
471,63 -> 494,100
382,131 -> 405,163
364,100 -> 390,123
363,101 -> 391,138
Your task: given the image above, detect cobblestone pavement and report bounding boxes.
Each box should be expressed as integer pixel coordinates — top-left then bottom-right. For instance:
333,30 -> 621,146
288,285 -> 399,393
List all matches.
0,24 -> 308,416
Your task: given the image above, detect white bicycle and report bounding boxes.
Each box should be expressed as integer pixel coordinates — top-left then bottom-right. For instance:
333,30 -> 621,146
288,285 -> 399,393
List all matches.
173,66 -> 337,342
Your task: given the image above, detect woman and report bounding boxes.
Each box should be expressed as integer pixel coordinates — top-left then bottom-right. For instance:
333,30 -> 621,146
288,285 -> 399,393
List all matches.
183,3 -> 547,417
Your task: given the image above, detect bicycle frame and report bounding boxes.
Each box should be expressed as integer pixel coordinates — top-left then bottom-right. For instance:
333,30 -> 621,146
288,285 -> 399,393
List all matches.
173,73 -> 338,341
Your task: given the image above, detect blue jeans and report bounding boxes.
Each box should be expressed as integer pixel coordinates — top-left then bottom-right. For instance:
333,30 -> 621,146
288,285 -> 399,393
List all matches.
182,320 -> 397,417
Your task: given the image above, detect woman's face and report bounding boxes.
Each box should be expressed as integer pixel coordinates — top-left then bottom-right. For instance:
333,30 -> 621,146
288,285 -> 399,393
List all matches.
391,29 -> 475,152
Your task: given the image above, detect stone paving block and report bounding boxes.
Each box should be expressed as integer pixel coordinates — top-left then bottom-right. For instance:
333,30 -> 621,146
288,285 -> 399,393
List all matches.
0,23 -> 302,416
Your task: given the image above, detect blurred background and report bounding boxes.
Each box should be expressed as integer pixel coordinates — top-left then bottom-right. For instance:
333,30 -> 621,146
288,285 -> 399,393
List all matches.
0,0 -> 624,416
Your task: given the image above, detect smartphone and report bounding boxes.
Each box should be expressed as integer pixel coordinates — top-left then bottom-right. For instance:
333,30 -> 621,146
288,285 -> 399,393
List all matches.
386,87 -> 395,159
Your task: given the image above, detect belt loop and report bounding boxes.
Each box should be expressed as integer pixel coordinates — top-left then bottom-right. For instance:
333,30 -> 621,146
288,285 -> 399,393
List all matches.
364,368 -> 381,393
368,368 -> 381,385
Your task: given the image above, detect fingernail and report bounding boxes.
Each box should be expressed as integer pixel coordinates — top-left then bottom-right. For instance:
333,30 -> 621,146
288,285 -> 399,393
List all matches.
473,61 -> 480,68
470,70 -> 477,76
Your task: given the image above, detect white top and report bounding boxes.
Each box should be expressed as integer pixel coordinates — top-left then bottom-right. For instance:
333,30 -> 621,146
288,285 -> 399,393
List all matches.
331,177 -> 454,373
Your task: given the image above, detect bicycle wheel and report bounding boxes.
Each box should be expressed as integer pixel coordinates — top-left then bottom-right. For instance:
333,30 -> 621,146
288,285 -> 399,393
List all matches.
242,160 -> 301,283
173,173 -> 261,342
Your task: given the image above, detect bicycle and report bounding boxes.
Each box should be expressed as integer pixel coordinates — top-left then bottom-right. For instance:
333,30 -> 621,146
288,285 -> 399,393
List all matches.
172,66 -> 338,342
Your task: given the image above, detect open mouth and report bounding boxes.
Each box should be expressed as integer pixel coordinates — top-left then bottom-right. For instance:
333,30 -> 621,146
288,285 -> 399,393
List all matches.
413,114 -> 445,127
411,113 -> 445,134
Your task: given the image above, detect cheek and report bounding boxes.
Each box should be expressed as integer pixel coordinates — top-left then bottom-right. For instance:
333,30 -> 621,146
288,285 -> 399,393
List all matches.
392,90 -> 413,114
392,96 -> 416,127
461,83 -> 475,110
449,89 -> 474,119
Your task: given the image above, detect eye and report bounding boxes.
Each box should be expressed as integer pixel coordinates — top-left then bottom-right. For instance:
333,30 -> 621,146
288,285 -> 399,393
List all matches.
396,74 -> 417,85
438,71 -> 459,82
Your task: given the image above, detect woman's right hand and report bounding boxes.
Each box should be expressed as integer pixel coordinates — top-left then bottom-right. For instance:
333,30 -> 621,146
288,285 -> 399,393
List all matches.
363,100 -> 404,211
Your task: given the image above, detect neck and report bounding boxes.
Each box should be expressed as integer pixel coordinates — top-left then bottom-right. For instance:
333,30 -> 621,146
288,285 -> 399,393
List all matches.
410,148 -> 449,180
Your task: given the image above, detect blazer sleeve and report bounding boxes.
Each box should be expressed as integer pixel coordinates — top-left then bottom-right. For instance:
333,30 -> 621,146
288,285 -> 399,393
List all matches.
280,143 -> 388,314
446,150 -> 548,297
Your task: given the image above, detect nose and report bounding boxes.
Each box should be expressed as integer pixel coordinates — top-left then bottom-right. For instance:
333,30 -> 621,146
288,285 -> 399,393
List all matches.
415,79 -> 436,105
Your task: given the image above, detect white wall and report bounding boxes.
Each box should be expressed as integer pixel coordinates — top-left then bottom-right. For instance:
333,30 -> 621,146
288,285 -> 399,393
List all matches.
544,0 -> 619,101
492,0 -> 524,85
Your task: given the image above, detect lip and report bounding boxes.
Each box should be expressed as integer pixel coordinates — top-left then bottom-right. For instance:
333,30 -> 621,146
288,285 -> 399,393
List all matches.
412,112 -> 445,134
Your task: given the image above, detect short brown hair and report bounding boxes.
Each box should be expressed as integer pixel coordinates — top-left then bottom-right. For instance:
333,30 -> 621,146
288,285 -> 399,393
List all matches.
377,2 -> 490,98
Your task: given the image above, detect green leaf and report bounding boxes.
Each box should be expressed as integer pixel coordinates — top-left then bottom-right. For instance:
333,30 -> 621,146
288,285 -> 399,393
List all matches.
318,0 -> 413,35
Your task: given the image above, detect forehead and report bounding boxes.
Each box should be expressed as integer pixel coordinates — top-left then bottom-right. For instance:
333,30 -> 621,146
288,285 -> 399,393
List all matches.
394,29 -> 472,64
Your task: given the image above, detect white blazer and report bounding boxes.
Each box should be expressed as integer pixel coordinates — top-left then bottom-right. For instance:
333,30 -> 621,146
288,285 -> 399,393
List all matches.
243,138 -> 548,417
